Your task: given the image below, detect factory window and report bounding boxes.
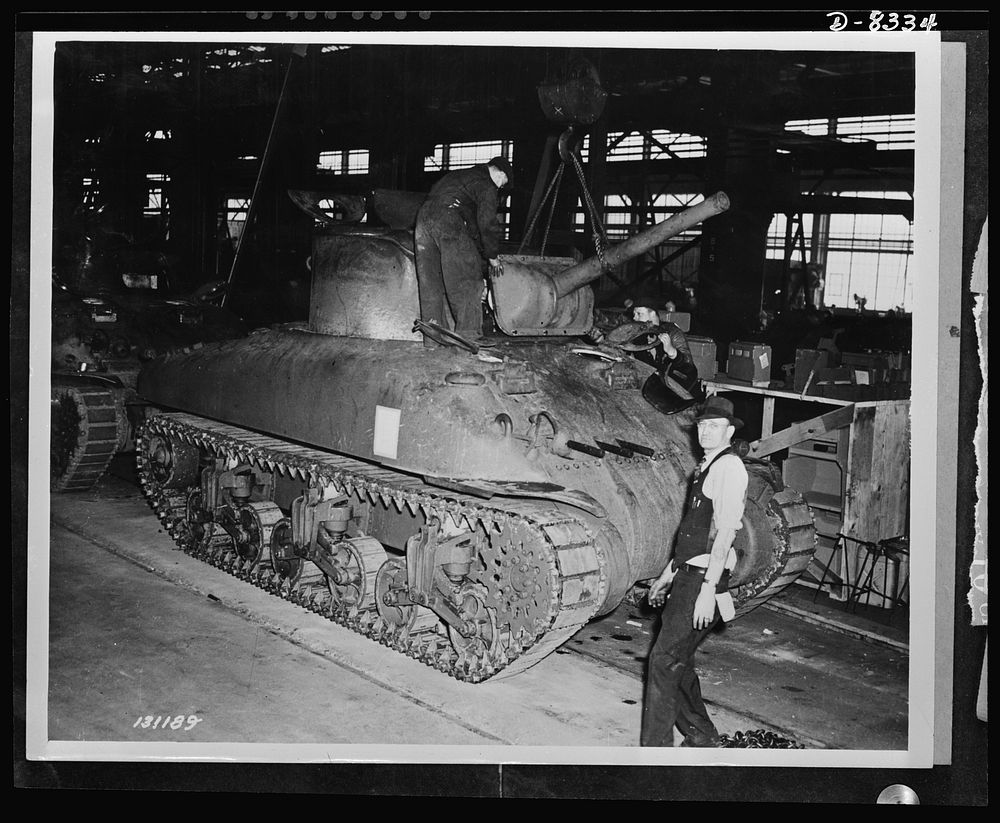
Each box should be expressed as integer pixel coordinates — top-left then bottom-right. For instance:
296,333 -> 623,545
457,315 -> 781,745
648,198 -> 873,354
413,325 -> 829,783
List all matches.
567,191 -> 705,287
765,213 -> 816,261
785,114 -> 914,151
576,131 -> 707,162
766,191 -> 914,313
423,140 -> 513,238
145,129 -> 172,142
423,140 -> 512,172
824,196 -> 913,312
606,130 -> 707,161
577,192 -> 705,241
141,58 -> 190,80
144,174 -> 169,218
317,149 -> 370,175
81,176 -> 100,210
204,45 -> 273,71
223,196 -> 250,248
598,194 -> 635,240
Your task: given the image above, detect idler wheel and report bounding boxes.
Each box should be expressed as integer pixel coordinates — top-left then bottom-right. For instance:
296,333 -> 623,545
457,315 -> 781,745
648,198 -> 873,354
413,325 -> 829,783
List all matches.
269,518 -> 303,587
324,536 -> 387,611
143,433 -> 200,490
483,523 -> 552,638
374,557 -> 438,633
448,583 -> 500,659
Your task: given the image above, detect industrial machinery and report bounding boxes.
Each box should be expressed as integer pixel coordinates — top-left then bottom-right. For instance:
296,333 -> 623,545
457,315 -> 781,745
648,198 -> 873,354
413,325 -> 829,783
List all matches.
133,191 -> 816,682
51,275 -> 246,492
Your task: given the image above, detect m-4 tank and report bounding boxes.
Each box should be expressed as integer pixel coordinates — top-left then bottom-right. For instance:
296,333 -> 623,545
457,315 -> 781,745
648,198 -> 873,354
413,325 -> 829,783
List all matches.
135,192 -> 816,682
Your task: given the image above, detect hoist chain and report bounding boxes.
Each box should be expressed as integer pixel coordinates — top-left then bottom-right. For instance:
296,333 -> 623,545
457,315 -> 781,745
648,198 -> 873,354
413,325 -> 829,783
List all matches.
568,149 -> 610,271
518,135 -> 609,267
518,163 -> 564,257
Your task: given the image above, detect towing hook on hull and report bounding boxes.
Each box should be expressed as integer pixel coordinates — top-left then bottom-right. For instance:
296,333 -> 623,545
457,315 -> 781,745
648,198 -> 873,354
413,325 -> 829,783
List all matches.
527,410 -> 574,459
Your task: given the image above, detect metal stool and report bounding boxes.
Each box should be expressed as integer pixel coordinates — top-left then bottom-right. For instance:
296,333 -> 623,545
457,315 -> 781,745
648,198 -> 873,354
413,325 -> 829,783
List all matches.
811,532 -> 851,602
844,534 -> 909,615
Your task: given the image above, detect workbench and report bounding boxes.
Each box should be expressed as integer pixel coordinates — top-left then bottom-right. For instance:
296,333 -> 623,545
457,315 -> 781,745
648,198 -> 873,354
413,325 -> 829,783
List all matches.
703,378 -> 911,607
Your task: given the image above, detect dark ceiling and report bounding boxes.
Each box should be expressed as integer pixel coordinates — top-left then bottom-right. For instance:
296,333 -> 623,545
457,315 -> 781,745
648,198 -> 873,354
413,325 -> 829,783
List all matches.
54,41 -> 916,156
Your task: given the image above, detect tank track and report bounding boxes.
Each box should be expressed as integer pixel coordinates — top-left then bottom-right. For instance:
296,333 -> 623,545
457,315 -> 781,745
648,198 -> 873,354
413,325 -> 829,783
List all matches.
624,482 -> 816,618
137,413 -> 607,683
732,474 -> 817,617
51,385 -> 126,492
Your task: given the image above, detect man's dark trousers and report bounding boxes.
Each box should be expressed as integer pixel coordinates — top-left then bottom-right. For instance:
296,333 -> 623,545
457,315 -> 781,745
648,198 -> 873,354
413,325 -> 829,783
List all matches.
414,208 -> 485,338
640,568 -> 723,747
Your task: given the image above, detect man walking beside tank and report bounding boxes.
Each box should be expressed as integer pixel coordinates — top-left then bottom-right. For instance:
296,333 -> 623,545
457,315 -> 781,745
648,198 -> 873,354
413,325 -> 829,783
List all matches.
414,156 -> 513,345
640,396 -> 748,747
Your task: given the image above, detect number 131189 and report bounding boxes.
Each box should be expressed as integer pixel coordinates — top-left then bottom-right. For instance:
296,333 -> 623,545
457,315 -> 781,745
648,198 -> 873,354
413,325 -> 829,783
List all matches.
133,714 -> 203,731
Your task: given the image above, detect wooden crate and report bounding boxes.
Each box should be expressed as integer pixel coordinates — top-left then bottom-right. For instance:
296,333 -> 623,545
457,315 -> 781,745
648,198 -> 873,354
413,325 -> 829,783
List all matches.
842,401 -> 911,542
775,399 -> 910,608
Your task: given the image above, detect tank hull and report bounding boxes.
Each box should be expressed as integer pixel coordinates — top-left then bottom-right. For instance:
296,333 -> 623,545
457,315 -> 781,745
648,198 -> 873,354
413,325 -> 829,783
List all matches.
139,330 -> 814,619
138,331 -> 699,589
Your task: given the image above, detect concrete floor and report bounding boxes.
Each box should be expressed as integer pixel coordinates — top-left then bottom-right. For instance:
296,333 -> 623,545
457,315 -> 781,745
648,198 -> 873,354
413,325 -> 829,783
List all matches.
29,459 -> 909,763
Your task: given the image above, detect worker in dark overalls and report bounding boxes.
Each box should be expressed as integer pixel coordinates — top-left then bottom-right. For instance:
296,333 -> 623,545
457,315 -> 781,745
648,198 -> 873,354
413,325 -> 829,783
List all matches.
628,305 -> 703,414
641,395 -> 748,747
630,305 -> 695,373
414,156 -> 512,346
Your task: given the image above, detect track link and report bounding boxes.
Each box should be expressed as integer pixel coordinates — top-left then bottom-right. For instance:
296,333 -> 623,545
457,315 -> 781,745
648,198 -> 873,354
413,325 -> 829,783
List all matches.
137,413 -> 606,683
733,483 -> 817,617
51,385 -> 125,492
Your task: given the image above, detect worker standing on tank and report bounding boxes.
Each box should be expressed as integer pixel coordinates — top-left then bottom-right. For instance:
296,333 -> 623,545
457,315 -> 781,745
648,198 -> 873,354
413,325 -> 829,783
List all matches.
414,156 -> 513,346
640,396 -> 748,747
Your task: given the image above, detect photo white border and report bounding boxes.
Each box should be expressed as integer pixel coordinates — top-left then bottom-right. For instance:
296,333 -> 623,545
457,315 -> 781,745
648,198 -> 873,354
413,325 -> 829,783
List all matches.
25,26 -> 950,770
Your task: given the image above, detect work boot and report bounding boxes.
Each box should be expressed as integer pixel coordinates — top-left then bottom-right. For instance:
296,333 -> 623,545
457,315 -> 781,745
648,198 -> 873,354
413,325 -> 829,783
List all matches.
679,733 -> 723,748
458,332 -> 496,348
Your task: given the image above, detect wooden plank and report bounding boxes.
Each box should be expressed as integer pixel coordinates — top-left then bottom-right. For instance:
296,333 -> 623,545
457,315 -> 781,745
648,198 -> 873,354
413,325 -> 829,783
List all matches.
873,401 -> 910,539
702,379 -> 856,404
846,402 -> 910,542
761,396 -> 775,438
761,600 -> 909,653
840,401 -> 910,603
748,404 -> 856,458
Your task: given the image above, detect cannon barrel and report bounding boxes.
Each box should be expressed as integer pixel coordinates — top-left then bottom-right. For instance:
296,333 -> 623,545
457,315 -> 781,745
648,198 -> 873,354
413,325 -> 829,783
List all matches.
490,190 -> 730,336
552,191 -> 730,298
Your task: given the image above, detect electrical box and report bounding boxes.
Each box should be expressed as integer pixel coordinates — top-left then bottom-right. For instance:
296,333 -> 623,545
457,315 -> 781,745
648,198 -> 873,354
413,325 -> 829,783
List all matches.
725,341 -> 772,386
686,335 -> 718,380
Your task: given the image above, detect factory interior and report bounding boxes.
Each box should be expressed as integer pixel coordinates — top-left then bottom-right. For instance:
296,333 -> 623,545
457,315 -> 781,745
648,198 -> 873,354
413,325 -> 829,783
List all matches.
13,18 -> 987,804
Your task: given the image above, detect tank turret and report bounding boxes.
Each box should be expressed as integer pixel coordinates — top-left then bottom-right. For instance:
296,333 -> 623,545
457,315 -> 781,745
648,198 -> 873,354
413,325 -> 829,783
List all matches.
491,192 -> 730,336
133,192 -> 815,683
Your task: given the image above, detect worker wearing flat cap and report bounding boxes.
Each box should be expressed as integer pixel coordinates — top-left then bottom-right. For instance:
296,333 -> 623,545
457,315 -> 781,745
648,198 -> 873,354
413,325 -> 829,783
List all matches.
641,395 -> 748,748
414,156 -> 512,346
